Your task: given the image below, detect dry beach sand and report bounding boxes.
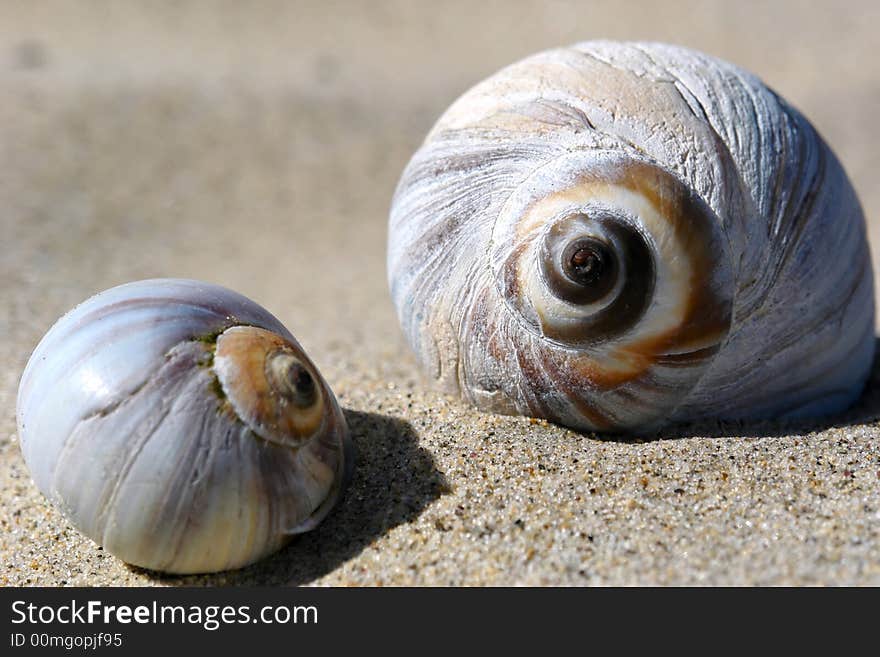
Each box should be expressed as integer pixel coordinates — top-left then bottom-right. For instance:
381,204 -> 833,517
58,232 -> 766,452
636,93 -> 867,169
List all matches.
1,1 -> 879,585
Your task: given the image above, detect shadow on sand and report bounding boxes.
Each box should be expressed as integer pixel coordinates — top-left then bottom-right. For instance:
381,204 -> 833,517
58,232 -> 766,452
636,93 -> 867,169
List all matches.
136,409 -> 448,585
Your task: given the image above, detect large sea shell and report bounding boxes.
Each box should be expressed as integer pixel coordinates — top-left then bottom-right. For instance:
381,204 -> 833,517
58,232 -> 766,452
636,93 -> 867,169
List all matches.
388,41 -> 874,432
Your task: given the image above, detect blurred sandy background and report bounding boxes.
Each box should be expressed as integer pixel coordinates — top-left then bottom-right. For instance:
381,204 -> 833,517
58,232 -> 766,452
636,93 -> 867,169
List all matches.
1,0 -> 878,585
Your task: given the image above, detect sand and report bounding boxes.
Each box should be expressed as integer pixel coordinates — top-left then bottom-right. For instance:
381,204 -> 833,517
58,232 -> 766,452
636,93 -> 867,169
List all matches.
1,0 -> 879,586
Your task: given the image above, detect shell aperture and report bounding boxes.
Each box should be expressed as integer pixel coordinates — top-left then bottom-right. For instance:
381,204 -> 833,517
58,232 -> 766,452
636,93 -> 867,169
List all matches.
387,41 -> 874,432
16,279 -> 352,574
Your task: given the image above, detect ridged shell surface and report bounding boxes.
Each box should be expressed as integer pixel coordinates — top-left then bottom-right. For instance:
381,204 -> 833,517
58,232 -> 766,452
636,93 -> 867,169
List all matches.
17,279 -> 352,573
388,41 -> 874,432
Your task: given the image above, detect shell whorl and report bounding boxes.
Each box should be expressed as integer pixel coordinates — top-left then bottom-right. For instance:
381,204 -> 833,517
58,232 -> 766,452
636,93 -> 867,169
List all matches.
388,41 -> 874,432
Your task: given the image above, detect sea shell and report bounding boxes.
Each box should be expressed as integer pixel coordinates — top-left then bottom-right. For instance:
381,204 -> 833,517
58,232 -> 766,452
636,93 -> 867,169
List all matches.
16,279 -> 352,573
388,41 -> 874,432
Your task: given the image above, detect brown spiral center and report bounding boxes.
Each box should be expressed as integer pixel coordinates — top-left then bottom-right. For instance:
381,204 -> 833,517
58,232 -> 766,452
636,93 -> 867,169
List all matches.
561,238 -> 618,302
536,211 -> 655,344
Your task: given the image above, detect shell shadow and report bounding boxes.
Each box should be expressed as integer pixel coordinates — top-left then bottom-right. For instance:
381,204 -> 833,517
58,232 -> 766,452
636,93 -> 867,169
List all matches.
611,336 -> 880,442
133,409 -> 448,585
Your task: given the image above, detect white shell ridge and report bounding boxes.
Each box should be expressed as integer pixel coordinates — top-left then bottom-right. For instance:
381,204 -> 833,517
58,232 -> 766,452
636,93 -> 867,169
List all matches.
387,41 -> 874,432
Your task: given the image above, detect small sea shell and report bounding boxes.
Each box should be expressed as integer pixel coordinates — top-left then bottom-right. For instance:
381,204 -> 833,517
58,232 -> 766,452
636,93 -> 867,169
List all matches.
17,279 -> 352,573
388,41 -> 874,432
